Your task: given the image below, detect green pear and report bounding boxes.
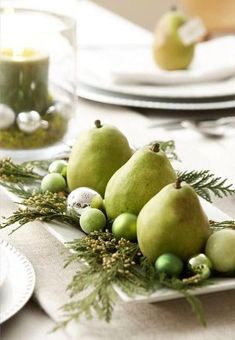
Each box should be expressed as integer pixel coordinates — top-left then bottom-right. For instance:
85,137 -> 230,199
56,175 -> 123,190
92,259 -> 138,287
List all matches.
67,120 -> 132,196
153,8 -> 195,70
104,143 -> 177,219
137,180 -> 210,262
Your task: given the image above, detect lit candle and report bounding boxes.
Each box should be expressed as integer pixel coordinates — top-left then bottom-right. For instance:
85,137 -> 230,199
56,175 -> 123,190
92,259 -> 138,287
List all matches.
0,48 -> 49,113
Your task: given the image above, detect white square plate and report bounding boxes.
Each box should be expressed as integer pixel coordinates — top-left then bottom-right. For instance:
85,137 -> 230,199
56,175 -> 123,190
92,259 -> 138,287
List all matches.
43,198 -> 235,303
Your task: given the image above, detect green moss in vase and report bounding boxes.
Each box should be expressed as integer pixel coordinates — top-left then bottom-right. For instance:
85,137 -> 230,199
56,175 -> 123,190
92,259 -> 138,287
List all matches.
0,113 -> 67,149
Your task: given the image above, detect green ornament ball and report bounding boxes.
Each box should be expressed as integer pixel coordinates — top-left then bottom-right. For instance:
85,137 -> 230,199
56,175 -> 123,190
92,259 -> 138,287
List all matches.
112,213 -> 137,242
155,253 -> 184,277
90,194 -> 105,211
49,160 -> 68,177
80,208 -> 106,234
41,173 -> 66,193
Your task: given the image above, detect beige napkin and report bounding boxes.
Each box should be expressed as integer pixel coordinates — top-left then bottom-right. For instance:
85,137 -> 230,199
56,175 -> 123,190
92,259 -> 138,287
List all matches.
1,188 -> 235,340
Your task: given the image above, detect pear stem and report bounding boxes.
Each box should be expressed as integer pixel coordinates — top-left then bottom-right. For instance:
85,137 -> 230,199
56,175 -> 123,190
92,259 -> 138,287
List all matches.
150,143 -> 160,153
171,5 -> 177,11
95,120 -> 102,128
175,178 -> 182,189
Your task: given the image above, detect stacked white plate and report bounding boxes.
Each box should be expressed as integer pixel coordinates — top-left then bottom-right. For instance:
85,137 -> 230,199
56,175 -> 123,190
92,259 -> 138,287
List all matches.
77,36 -> 235,111
0,240 -> 35,323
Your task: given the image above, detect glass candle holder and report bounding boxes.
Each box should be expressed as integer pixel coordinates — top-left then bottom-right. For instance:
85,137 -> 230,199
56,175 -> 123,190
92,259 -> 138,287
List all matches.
0,7 -> 76,152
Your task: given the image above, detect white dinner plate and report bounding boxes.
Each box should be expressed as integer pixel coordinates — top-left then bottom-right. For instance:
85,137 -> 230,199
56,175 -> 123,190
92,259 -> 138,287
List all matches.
77,83 -> 235,111
79,68 -> 235,100
78,40 -> 235,100
0,247 -> 8,287
0,240 -> 35,323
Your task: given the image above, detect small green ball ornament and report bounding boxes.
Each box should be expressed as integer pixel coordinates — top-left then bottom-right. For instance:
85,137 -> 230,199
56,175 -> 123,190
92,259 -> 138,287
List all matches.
80,208 -> 106,234
41,173 -> 66,193
49,160 -> 68,177
112,213 -> 137,242
90,194 -> 105,211
155,253 -> 184,277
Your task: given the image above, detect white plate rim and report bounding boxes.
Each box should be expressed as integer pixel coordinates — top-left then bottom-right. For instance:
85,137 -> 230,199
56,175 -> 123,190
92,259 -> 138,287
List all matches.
0,239 -> 35,323
79,73 -> 235,100
77,84 -> 235,111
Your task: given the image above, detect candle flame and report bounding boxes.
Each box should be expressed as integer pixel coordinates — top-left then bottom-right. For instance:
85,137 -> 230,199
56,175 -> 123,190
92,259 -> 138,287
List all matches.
13,46 -> 26,57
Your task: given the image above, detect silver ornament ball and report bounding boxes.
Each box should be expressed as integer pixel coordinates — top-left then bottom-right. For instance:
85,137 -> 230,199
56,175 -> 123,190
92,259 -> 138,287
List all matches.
0,104 -> 15,130
45,105 -> 57,116
188,254 -> 212,272
67,187 -> 101,215
40,120 -> 49,130
17,111 -> 41,133
188,253 -> 212,280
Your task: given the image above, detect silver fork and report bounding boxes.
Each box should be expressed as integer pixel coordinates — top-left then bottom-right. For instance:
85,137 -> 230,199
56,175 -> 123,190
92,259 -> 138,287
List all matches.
148,116 -> 235,138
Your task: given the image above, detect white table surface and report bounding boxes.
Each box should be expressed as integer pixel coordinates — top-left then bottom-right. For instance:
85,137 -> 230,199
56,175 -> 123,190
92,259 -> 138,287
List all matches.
1,1 -> 235,339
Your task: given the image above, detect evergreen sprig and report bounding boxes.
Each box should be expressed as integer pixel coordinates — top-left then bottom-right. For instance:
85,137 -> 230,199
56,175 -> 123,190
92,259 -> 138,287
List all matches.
0,181 -> 38,199
209,220 -> 235,232
0,192 -> 80,233
22,159 -> 52,172
178,170 -> 235,202
58,232 -> 143,327
56,231 -> 206,329
158,273 -> 207,326
0,158 -> 42,183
